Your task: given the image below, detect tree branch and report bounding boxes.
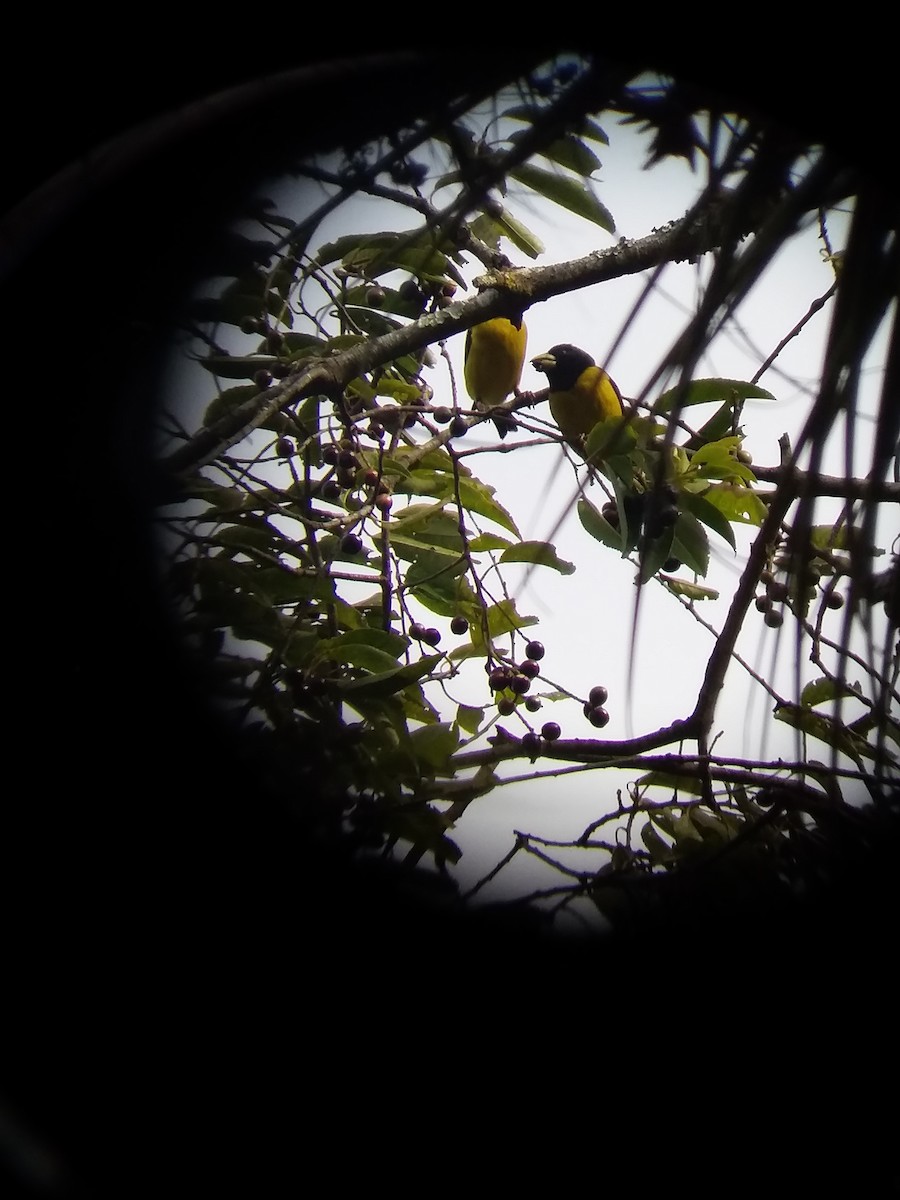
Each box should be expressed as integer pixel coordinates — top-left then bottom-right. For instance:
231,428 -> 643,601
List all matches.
162,184 -> 802,483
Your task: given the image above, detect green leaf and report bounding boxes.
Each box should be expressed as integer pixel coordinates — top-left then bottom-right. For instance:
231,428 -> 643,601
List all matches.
455,477 -> 521,537
397,469 -> 456,502
337,654 -> 442,699
200,355 -> 279,381
189,292 -> 266,326
372,376 -> 423,404
578,117 -> 609,145
577,497 -> 623,551
702,483 -> 768,526
692,398 -> 743,445
800,676 -> 863,708
484,599 -> 538,638
455,704 -> 484,735
409,722 -> 459,771
641,820 -> 673,863
678,490 -> 737,551
689,808 -> 731,841
654,379 -> 776,414
397,684 -> 441,727
508,129 -> 602,175
499,541 -> 576,574
313,628 -> 409,672
584,414 -> 637,463
469,213 -> 503,251
493,208 -> 545,259
280,332 -> 328,356
639,527 -> 675,583
663,579 -> 720,601
215,522 -> 282,556
316,229 -> 458,284
504,105 -> 608,144
689,435 -> 740,466
406,560 -> 468,613
388,500 -> 453,534
281,629 -> 324,667
542,135 -> 603,175
640,774 -> 705,799
393,444 -> 468,476
180,478 -> 245,511
468,532 -> 514,552
389,506 -> 466,564
389,808 -> 462,870
670,511 -> 710,577
509,164 -> 615,232
251,566 -> 323,605
774,703 -> 884,767
688,436 -> 757,484
315,230 -> 401,268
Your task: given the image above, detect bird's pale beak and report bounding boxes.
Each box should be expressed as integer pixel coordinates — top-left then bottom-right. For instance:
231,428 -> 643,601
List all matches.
530,353 -> 556,371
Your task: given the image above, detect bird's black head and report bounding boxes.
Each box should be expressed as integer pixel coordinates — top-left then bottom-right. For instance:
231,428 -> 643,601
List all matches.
531,343 -> 595,390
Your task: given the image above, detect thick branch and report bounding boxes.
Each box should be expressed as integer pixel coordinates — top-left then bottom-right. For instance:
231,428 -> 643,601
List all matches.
751,465 -> 900,502
162,199 -> 772,482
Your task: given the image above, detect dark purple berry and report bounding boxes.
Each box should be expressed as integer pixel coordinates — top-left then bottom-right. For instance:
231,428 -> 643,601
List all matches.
340,533 -> 362,556
489,669 -> 508,692
589,685 -> 608,707
497,698 -> 515,716
421,628 -> 441,647
525,640 -> 544,661
510,675 -> 531,695
521,732 -> 542,756
524,697 -> 541,713
586,706 -> 610,729
519,659 -> 540,679
450,617 -> 469,636
541,722 -> 561,741
398,279 -> 426,310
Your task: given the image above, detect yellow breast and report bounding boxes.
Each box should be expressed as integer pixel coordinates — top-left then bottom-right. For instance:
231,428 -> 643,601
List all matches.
548,366 -> 622,443
464,318 -> 528,408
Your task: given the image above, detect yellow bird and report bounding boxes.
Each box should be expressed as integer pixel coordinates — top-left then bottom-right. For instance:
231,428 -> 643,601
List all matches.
530,343 -> 623,448
464,316 -> 528,438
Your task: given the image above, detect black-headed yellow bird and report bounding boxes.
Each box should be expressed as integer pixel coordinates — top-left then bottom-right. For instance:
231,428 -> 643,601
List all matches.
464,316 -> 528,438
530,343 -> 623,448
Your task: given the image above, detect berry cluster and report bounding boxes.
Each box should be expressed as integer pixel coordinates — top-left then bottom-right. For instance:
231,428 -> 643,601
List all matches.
755,559 -> 845,628
485,640 -> 544,716
583,685 -> 610,728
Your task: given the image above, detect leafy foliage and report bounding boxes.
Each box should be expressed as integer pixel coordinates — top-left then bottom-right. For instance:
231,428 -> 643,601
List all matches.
158,57 -> 899,937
